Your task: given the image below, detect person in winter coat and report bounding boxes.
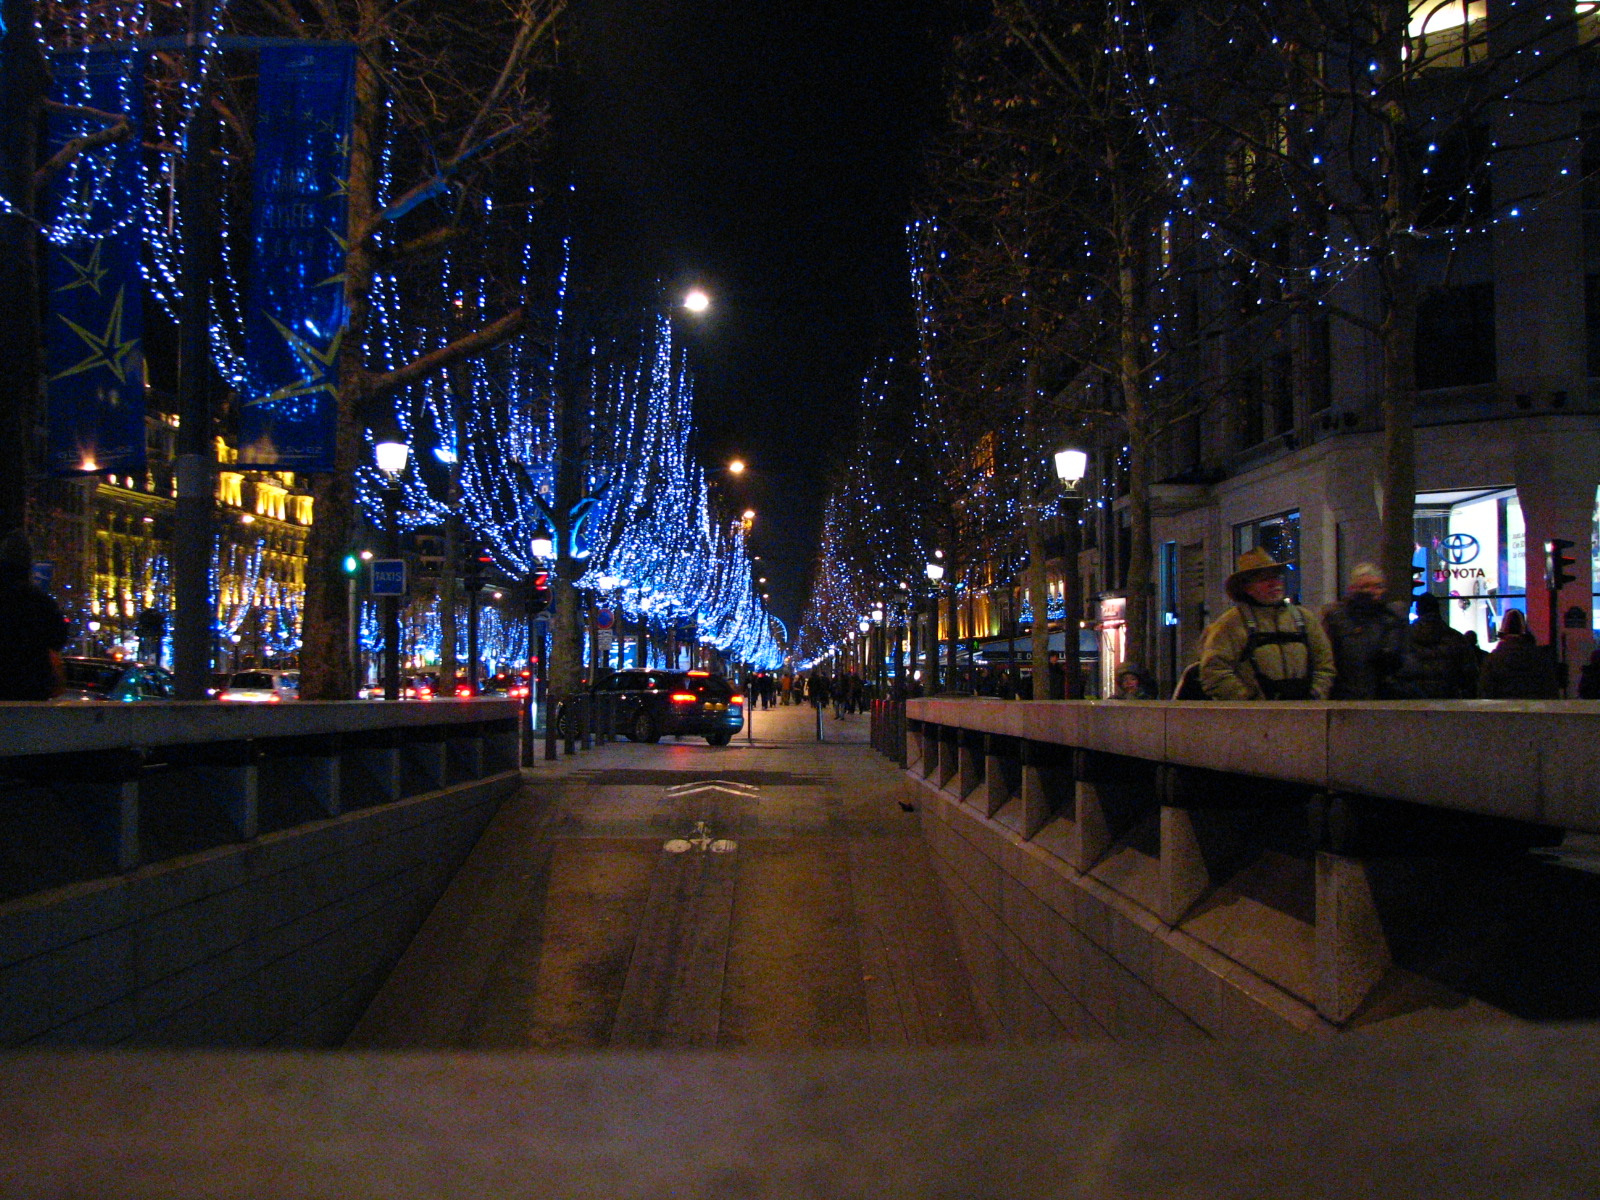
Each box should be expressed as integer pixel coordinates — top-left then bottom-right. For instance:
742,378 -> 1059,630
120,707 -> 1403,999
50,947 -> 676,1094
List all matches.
1397,593 -> 1477,699
1321,564 -> 1407,699
1111,661 -> 1156,700
1479,609 -> 1560,699
1199,548 -> 1335,700
0,532 -> 71,701
1578,648 -> 1600,700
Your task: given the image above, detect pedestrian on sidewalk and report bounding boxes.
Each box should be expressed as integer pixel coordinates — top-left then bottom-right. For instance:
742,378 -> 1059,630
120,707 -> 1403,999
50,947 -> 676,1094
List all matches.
1479,609 -> 1560,699
1321,563 -> 1406,699
1397,593 -> 1477,699
1110,662 -> 1155,700
1199,548 -> 1334,701
0,532 -> 71,701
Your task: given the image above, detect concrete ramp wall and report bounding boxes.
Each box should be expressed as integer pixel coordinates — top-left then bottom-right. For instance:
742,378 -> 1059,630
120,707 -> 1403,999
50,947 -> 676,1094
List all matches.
0,771 -> 514,1047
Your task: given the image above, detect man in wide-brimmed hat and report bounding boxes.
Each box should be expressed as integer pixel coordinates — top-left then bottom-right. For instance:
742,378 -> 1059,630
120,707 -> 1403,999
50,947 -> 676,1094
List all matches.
1198,547 -> 1334,700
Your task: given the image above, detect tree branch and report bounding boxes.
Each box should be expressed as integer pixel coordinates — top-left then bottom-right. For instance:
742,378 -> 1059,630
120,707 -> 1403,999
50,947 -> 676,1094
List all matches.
361,307 -> 526,405
34,119 -> 131,189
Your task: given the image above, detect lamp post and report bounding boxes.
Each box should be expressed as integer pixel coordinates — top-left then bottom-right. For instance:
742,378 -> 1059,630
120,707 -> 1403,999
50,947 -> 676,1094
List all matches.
375,439 -> 410,701
925,557 -> 945,693
529,530 -> 553,757
1054,447 -> 1088,701
871,605 -> 885,695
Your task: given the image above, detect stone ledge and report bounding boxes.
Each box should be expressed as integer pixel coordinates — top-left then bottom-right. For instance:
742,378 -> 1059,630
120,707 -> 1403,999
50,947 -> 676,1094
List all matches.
908,698 -> 1600,832
3,1028 -> 1598,1197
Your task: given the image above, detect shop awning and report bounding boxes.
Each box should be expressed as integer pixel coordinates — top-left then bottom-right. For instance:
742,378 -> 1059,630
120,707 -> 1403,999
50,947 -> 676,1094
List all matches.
974,630 -> 1099,661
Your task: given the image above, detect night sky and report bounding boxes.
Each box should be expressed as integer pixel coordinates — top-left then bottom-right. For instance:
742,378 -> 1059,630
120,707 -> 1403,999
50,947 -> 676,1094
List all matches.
564,1 -> 953,633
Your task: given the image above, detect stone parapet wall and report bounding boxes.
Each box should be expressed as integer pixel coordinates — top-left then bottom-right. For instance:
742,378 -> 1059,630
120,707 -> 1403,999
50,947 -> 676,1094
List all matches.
905,698 -> 1597,1041
0,770 -> 516,1047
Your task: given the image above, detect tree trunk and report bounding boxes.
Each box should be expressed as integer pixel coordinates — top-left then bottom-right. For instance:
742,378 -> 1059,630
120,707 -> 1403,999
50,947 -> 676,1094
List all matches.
0,2 -> 45,540
439,507 -> 459,690
1119,253 -> 1154,673
1377,256 -> 1418,607
1027,506 -> 1051,700
299,43 -> 383,700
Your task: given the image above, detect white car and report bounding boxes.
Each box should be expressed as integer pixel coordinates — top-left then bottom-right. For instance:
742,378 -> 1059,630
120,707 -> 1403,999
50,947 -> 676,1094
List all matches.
217,670 -> 299,703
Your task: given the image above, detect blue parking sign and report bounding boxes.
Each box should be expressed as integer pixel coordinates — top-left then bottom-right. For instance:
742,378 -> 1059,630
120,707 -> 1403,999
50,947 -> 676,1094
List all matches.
370,558 -> 407,596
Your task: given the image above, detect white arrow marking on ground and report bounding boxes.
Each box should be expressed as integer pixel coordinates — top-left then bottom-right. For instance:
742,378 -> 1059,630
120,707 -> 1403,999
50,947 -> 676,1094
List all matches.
664,780 -> 759,798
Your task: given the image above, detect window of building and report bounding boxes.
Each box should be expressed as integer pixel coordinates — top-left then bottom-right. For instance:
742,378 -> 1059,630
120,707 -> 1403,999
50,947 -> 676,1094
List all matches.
1233,510 -> 1302,601
1413,488 -> 1523,642
1416,283 -> 1495,389
1409,1 -> 1487,70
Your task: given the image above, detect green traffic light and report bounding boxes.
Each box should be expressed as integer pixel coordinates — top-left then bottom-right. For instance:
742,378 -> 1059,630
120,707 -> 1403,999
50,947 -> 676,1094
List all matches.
343,554 -> 360,574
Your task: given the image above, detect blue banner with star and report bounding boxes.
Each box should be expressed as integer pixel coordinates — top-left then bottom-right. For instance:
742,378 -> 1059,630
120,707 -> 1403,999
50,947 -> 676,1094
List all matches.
236,44 -> 355,471
44,48 -> 146,478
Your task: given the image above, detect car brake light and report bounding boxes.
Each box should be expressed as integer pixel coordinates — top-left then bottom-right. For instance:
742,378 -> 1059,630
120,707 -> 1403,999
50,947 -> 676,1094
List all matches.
670,692 -> 697,704
731,695 -> 745,705
688,670 -> 710,677
268,694 -> 280,703
456,685 -> 472,697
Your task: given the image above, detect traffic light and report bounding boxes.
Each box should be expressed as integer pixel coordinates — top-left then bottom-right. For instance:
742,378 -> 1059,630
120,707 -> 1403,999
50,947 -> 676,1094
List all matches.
342,554 -> 360,576
1546,538 -> 1577,591
463,546 -> 493,581
527,570 -> 552,615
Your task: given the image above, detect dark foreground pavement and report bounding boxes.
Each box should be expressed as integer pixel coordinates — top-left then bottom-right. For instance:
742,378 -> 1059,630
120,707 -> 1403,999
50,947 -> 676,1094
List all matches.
346,701 -> 984,1050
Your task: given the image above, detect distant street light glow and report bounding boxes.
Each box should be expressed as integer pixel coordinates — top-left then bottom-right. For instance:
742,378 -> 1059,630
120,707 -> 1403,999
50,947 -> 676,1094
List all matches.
728,458 -> 746,475
684,289 -> 711,313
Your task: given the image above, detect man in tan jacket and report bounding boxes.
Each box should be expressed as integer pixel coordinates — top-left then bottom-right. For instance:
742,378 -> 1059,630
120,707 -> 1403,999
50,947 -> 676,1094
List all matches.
1199,548 -> 1335,700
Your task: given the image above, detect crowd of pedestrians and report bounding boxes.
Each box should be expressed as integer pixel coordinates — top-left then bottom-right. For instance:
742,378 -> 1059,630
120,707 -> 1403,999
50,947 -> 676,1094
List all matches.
1178,548 -> 1570,703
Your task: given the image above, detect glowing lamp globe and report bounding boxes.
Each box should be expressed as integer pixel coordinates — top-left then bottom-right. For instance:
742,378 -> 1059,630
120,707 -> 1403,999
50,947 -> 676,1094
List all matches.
1054,448 -> 1088,488
375,440 -> 410,476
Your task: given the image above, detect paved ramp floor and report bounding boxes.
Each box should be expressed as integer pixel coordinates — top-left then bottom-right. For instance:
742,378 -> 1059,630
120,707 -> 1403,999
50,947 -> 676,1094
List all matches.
347,702 -> 983,1050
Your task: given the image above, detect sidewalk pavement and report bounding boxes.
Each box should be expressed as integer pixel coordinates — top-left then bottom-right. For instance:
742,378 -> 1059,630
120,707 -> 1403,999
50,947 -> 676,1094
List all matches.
346,700 -> 979,1050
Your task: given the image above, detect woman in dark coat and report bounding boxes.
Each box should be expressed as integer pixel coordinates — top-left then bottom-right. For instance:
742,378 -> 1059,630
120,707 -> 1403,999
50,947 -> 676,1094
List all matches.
1479,609 -> 1560,699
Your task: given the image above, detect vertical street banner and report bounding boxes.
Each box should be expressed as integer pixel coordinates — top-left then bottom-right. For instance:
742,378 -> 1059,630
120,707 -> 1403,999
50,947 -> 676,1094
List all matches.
237,44 -> 356,471
44,48 -> 146,477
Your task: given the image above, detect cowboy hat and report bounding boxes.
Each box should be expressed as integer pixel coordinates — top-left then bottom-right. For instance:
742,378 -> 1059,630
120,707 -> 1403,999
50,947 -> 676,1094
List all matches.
1225,547 -> 1288,601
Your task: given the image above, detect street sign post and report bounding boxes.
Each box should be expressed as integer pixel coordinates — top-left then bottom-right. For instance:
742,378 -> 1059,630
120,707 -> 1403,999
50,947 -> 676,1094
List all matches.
370,559 -> 407,596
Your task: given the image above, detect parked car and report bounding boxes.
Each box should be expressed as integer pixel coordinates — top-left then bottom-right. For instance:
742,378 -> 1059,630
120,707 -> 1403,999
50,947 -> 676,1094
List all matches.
55,657 -> 175,702
563,669 -> 744,746
217,670 -> 299,703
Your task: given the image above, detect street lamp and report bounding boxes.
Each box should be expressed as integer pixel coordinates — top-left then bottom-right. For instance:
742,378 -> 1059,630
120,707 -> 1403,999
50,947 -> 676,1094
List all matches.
925,558 -> 946,692
684,288 -> 711,314
1054,447 -> 1088,494
727,458 -> 746,476
1054,445 -> 1088,699
530,531 -> 555,560
376,440 -> 410,701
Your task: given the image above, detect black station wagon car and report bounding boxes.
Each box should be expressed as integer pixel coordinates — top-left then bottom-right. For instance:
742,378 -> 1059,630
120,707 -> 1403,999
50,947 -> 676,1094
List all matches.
565,669 -> 745,746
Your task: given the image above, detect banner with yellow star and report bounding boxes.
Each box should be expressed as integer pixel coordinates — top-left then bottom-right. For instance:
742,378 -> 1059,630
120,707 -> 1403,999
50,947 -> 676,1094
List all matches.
236,45 -> 356,472
44,48 -> 146,478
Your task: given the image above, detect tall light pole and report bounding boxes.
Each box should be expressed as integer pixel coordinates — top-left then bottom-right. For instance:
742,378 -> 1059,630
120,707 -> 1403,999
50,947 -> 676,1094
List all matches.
925,557 -> 945,693
375,439 -> 410,701
1054,447 -> 1088,700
